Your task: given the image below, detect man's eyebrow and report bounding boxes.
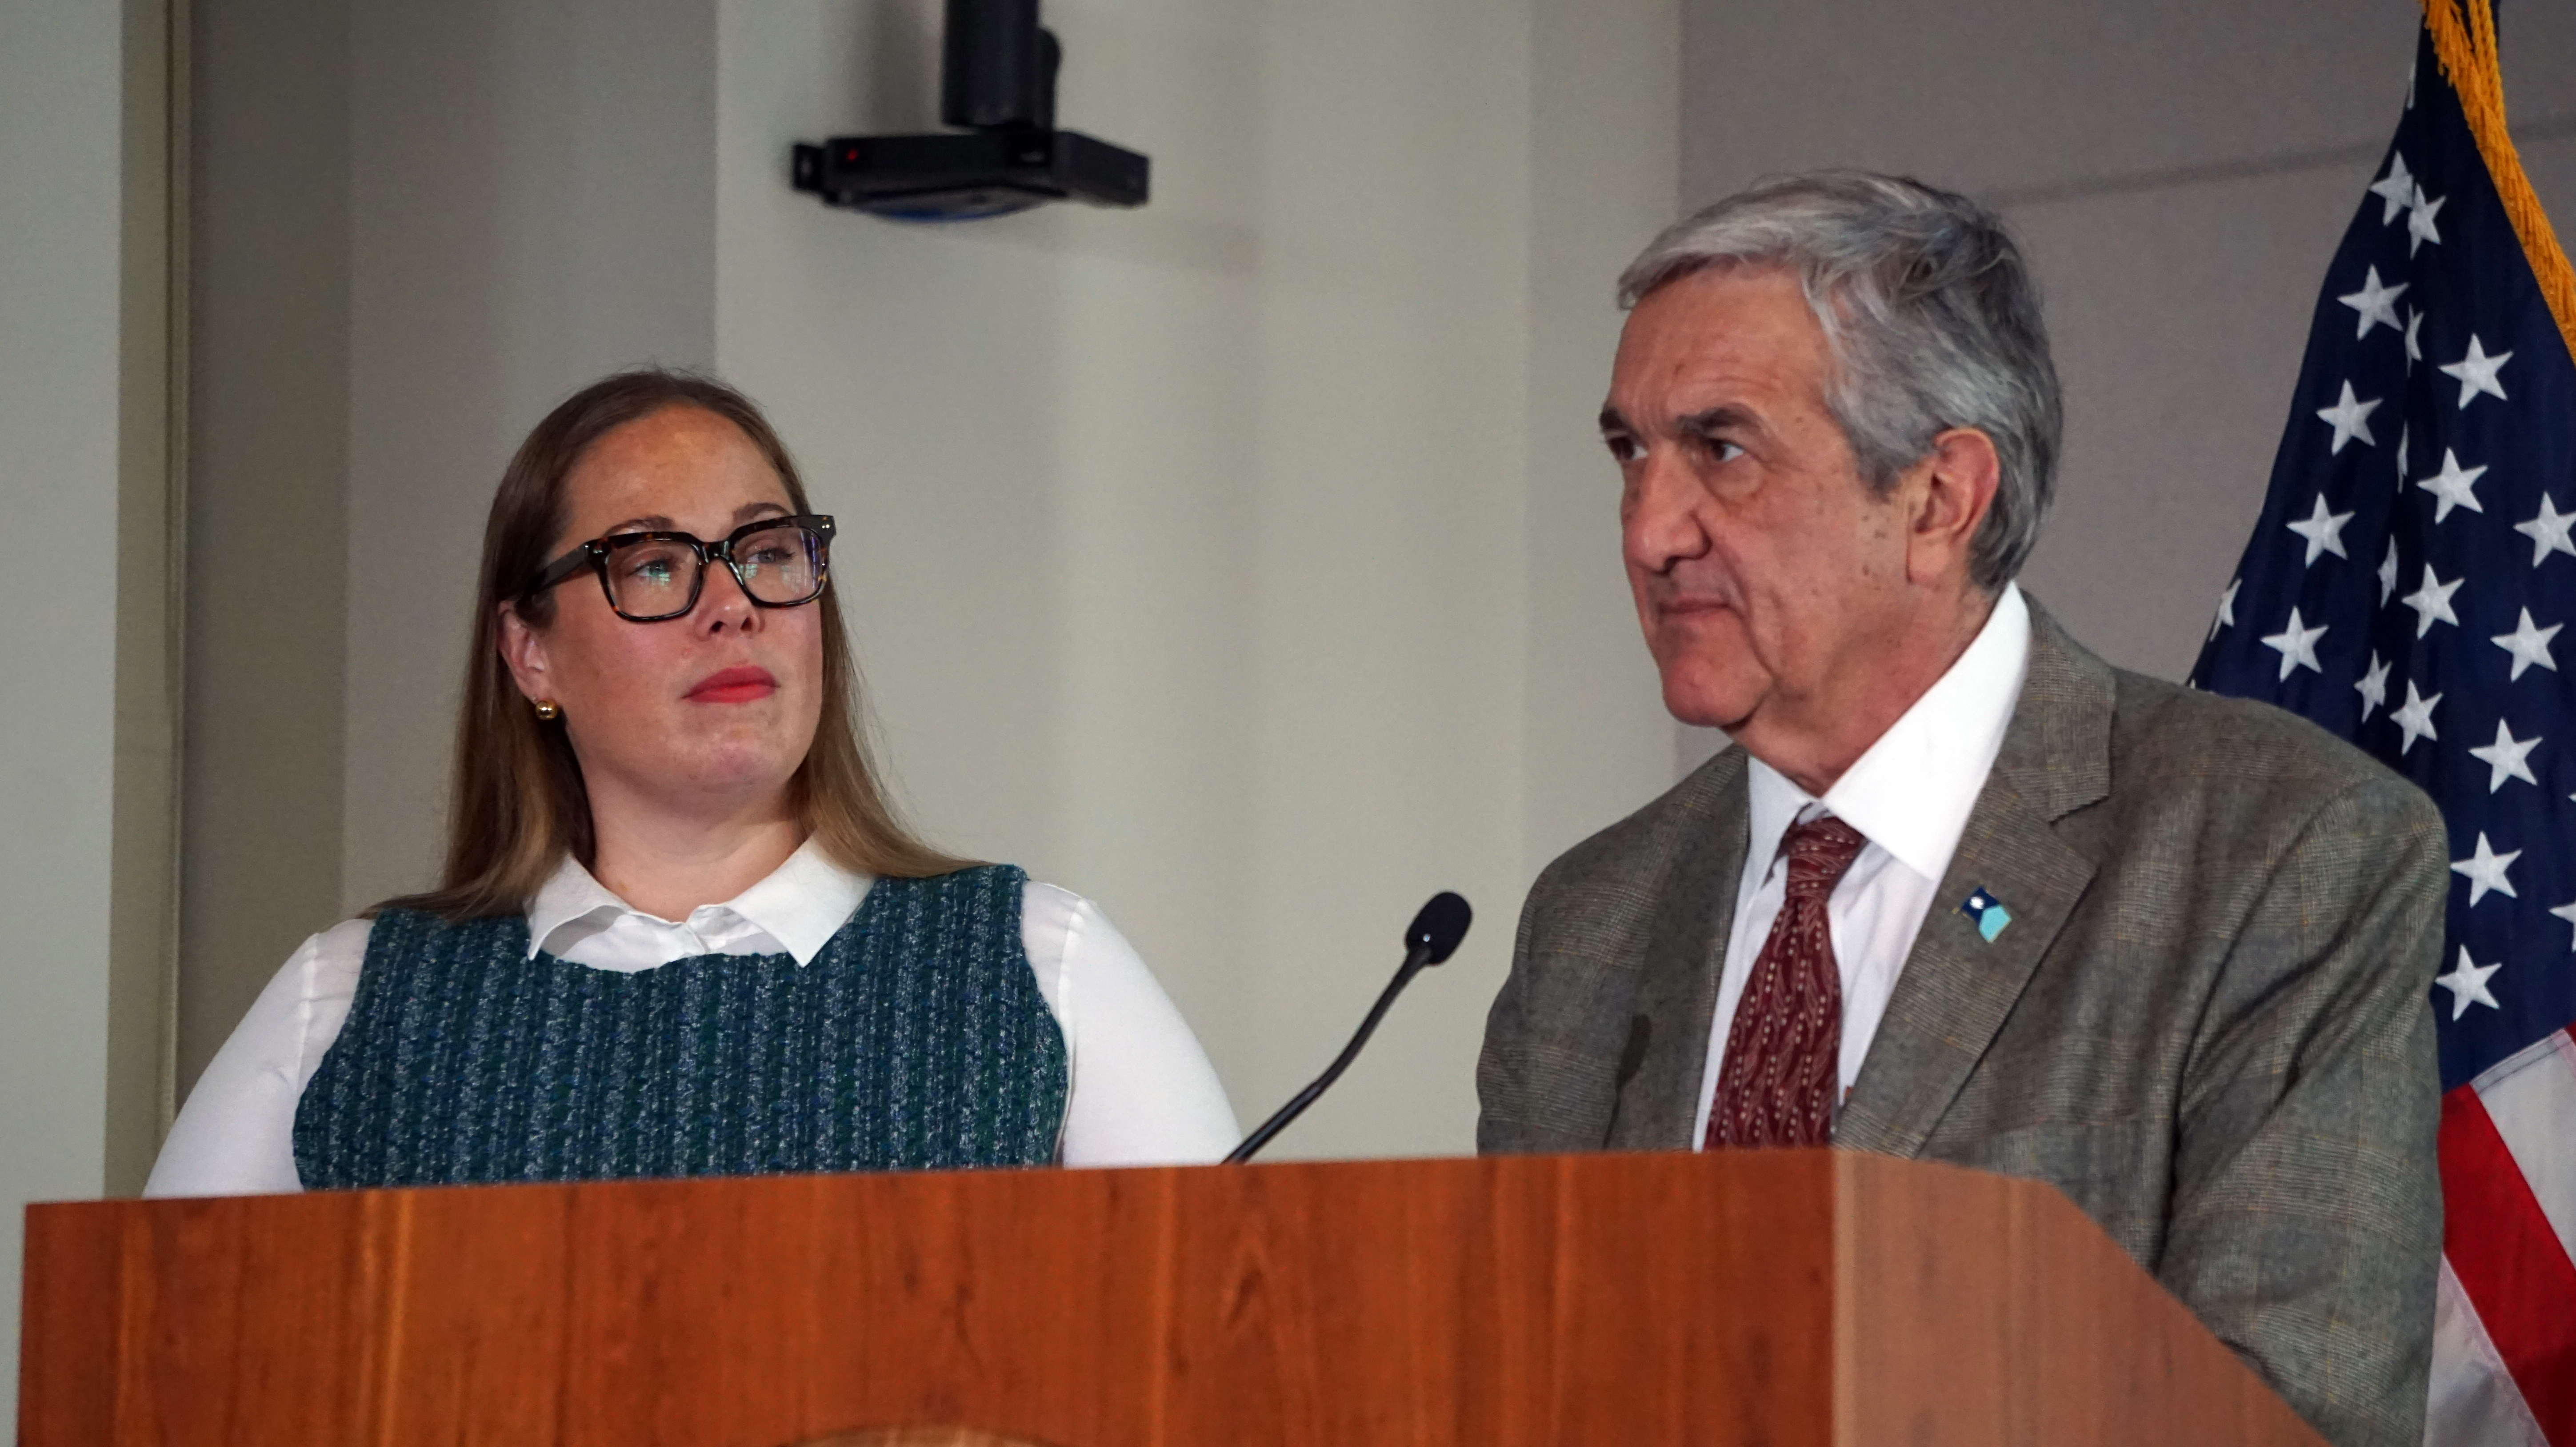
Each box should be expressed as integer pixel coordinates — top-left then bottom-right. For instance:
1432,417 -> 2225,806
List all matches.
1674,405 -> 1759,438
1597,404 -> 1761,439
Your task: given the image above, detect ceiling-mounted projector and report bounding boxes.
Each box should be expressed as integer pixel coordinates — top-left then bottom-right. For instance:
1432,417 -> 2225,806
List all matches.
791,0 -> 1148,221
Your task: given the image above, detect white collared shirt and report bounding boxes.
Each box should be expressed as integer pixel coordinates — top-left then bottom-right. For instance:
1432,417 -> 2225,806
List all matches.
145,842 -> 1241,1197
1690,584 -> 2032,1145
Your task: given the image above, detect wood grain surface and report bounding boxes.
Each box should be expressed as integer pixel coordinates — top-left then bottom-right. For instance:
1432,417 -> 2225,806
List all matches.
1831,1154 -> 2319,1445
18,1151 -> 2316,1445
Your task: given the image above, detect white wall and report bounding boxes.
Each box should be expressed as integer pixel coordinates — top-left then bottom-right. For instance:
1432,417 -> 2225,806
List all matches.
179,1 -> 1684,1160
0,1 -> 160,1432
72,0 -> 2576,1413
714,0 -> 1676,1157
175,0 -> 2576,1167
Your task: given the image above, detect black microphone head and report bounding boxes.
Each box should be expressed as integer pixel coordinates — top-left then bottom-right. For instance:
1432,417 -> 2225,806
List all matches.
1405,892 -> 1472,965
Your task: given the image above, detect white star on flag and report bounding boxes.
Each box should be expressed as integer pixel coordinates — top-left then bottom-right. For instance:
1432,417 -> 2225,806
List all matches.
2452,830 -> 2520,905
2393,679 -> 2442,754
2402,563 -> 2463,636
2209,578 -> 2239,640
2439,334 -> 2512,409
2370,152 -> 2416,223
2356,652 -> 2390,721
2337,266 -> 2408,338
2404,306 -> 2423,370
2491,608 -> 2562,680
2414,448 -> 2488,522
2515,494 -> 2576,567
2380,538 -> 2400,604
2408,184 -> 2446,253
2552,899 -> 2576,950
2285,494 -> 2354,564
2435,945 -> 2502,1020
2260,608 -> 2328,680
2315,381 -> 2382,453
2468,718 -> 2543,793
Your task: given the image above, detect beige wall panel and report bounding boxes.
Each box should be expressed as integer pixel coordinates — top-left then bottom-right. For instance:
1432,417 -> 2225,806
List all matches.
1524,0 -> 1689,873
1681,0 -> 2576,203
340,0 -> 719,913
2013,163 -> 2370,679
180,0 -> 351,1100
0,0 -> 141,1425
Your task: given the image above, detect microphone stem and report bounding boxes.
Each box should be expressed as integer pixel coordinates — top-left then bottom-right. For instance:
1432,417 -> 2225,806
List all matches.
1223,948 -> 1430,1165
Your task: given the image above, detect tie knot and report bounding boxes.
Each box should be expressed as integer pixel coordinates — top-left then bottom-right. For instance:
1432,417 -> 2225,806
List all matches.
1779,815 -> 1867,899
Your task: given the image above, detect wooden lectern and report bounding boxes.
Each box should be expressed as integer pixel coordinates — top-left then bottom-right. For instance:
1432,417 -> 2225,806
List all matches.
20,1151 -> 2317,1445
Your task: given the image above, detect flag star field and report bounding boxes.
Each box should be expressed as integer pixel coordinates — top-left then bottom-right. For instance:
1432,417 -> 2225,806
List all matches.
2192,25 -> 2576,1093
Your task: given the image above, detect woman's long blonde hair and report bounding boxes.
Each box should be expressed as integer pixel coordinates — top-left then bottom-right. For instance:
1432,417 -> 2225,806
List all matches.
384,369 -> 969,921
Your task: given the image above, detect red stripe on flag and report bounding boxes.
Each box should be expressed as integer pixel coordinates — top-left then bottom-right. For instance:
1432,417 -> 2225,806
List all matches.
2441,1083 -> 2576,1442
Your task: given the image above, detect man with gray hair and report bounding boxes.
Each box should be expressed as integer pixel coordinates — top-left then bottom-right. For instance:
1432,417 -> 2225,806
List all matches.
1477,171 -> 2443,1444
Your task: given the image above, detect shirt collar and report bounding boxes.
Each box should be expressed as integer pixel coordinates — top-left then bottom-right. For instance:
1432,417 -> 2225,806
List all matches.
1743,583 -> 2032,885
524,837 -> 874,966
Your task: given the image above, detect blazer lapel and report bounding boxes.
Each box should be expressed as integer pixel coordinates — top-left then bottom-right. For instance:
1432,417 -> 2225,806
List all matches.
1609,748 -> 1751,1150
1834,597 -> 2113,1159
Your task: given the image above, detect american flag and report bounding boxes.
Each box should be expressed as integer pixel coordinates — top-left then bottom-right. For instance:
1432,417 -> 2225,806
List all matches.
2191,1 -> 2576,1439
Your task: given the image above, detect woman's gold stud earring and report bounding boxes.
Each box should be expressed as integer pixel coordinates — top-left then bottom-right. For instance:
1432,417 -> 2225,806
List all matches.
534,699 -> 562,721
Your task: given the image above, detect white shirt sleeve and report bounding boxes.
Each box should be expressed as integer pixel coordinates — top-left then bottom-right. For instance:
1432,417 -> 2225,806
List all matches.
1019,881 -> 1240,1166
143,917 -> 371,1198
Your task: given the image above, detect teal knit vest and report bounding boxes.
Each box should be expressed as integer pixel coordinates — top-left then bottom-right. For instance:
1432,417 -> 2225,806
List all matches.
292,863 -> 1067,1189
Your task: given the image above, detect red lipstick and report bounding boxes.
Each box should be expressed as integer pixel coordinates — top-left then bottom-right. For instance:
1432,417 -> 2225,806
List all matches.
685,665 -> 776,704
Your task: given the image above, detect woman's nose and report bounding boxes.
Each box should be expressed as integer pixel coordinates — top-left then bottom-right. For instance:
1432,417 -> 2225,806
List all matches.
698,561 -> 761,631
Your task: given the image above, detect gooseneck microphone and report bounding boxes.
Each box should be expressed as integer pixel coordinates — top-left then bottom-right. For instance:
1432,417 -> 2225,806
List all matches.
1223,892 -> 1472,1165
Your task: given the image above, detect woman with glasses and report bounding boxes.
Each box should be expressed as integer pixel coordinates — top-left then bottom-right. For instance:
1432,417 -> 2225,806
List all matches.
148,369 -> 1237,1194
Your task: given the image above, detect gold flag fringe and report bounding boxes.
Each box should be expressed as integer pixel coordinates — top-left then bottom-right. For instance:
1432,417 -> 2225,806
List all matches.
2420,0 -> 2576,364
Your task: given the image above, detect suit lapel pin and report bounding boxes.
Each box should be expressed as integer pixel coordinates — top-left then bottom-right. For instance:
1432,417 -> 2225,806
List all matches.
1959,887 -> 2012,942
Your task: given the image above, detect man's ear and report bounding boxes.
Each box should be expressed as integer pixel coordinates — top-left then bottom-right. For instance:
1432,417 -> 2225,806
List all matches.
1905,426 -> 2002,587
496,603 -> 552,703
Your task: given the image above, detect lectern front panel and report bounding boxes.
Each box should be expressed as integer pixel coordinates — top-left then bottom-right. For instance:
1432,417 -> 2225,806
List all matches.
19,1151 -> 2308,1445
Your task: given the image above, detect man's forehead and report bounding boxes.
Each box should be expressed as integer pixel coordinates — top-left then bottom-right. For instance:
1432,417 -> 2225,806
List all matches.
1625,268 -> 1820,353
1608,269 -> 1827,424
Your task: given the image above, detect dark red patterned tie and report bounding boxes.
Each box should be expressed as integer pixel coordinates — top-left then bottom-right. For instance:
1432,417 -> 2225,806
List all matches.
1705,814 -> 1868,1149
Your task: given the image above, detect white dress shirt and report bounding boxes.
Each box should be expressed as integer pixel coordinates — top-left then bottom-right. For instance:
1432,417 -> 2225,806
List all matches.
1691,584 -> 2032,1145
146,841 -> 1240,1197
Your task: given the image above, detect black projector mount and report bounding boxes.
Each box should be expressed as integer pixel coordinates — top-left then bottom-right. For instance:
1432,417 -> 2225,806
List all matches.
791,0 -> 1148,221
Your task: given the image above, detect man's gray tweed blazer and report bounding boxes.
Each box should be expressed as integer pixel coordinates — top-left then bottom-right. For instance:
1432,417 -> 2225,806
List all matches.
1477,599 -> 2445,1445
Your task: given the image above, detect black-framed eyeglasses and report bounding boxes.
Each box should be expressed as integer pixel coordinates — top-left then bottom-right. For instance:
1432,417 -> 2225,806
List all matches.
524,514 -> 836,623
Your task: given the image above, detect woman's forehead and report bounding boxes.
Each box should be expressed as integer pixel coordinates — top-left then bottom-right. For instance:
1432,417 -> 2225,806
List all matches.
564,406 -> 791,530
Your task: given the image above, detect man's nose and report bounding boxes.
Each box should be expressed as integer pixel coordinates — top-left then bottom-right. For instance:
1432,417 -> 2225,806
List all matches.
1623,447 -> 1712,572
